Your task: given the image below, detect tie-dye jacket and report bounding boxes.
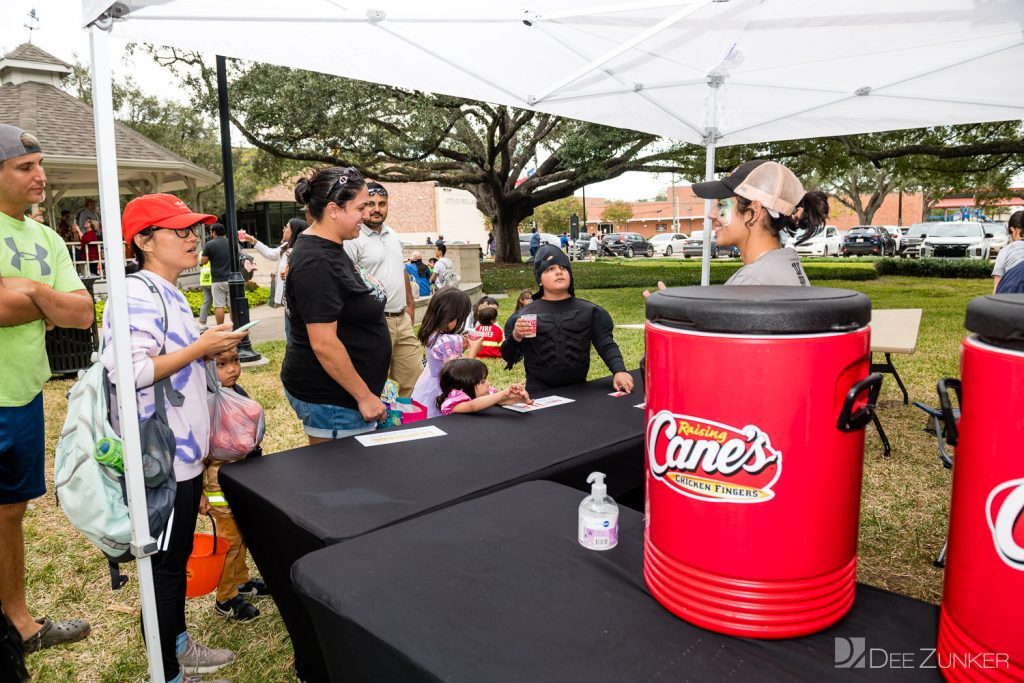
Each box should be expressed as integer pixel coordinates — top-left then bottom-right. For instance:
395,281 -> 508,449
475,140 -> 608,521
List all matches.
101,271 -> 208,482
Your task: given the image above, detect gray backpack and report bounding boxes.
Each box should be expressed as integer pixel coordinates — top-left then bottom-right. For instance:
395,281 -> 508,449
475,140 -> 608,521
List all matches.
54,274 -> 178,563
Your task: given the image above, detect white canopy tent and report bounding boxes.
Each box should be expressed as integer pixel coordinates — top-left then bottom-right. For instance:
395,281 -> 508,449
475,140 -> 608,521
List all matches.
79,2 -> 1024,680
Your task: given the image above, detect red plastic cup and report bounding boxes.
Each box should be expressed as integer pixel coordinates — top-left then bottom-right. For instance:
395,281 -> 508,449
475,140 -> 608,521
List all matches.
521,314 -> 537,338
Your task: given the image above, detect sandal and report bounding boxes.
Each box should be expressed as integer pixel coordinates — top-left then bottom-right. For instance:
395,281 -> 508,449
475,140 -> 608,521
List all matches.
22,617 -> 90,653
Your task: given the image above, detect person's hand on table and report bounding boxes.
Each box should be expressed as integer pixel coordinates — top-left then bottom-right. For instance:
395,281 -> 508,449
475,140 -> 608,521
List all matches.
507,383 -> 532,405
642,281 -> 667,299
358,394 -> 388,423
512,318 -> 533,342
613,372 -> 634,393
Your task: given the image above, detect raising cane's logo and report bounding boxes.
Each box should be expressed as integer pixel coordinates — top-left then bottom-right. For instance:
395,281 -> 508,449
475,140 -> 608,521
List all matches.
986,478 -> 1024,572
647,411 -> 782,503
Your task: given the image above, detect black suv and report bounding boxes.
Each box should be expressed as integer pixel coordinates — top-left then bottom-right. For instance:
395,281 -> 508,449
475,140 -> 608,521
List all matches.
602,232 -> 654,258
842,226 -> 897,257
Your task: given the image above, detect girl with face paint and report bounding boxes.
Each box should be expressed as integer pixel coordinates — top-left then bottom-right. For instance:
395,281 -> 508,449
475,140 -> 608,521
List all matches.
644,161 -> 827,295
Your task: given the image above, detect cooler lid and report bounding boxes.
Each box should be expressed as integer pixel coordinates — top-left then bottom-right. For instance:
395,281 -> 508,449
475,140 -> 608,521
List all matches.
645,286 -> 871,335
965,294 -> 1024,347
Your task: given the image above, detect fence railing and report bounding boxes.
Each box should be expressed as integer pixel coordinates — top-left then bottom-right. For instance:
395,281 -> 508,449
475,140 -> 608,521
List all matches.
62,240 -> 202,279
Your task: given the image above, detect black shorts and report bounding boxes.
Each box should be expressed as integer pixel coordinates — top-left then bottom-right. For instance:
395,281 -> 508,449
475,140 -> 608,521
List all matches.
0,393 -> 45,504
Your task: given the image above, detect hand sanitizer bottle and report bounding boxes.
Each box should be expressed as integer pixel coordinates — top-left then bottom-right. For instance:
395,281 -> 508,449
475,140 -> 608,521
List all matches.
578,472 -> 619,551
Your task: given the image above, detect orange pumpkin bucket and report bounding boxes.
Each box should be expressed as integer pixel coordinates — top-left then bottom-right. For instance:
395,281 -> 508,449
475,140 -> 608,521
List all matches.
186,514 -> 230,598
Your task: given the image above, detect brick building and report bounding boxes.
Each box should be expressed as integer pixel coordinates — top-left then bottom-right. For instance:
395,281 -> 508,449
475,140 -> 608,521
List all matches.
581,185 -> 927,237
243,179 -> 485,245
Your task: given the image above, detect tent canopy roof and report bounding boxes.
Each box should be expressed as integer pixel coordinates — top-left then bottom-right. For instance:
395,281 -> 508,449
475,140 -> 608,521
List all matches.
81,1 -> 1024,147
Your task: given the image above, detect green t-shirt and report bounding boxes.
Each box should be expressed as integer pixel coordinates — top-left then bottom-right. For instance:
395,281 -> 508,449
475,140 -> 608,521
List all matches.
0,212 -> 85,406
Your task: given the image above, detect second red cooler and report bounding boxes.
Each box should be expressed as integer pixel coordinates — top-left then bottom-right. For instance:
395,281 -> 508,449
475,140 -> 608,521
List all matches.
937,294 -> 1024,682
643,286 -> 878,638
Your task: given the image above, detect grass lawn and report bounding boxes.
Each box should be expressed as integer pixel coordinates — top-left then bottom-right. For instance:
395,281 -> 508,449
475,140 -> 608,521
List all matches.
25,275 -> 990,682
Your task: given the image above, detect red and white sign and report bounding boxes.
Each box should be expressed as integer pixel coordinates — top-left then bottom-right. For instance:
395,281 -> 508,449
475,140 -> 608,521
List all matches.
646,410 -> 782,503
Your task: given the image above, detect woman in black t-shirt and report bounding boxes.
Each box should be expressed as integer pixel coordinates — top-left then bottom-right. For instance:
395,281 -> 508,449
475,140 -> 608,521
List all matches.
281,167 -> 392,443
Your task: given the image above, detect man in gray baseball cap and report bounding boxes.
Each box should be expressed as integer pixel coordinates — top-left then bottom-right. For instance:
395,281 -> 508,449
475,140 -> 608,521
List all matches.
0,124 -> 93,654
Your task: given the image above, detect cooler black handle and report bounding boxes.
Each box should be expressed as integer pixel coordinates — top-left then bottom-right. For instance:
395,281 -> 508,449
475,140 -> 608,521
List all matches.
937,378 -> 962,447
837,373 -> 883,432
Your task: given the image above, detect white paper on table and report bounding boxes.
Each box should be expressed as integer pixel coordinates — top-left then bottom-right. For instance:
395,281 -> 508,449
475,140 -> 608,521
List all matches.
501,395 -> 575,413
355,425 -> 447,447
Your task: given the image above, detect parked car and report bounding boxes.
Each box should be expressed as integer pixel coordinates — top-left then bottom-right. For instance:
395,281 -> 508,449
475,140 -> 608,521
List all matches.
983,223 -> 1010,256
682,234 -> 718,258
900,222 -> 935,257
792,225 -> 841,257
920,222 -> 990,260
602,232 -> 654,258
841,226 -> 897,256
649,232 -> 689,256
571,236 -> 593,259
518,232 -> 561,261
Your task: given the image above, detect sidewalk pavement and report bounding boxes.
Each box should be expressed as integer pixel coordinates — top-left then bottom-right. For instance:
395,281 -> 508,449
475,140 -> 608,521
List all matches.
196,304 -> 285,346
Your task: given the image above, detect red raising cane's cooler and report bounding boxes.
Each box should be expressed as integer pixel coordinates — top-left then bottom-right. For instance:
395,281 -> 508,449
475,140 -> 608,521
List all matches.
937,294 -> 1024,682
643,286 -> 879,638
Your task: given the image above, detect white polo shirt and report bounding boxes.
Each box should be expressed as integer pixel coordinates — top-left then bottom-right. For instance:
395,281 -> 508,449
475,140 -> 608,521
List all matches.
344,223 -> 407,313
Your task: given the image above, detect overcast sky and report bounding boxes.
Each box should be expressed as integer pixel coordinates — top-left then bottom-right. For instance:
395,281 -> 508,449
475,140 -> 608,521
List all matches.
2,0 -> 674,201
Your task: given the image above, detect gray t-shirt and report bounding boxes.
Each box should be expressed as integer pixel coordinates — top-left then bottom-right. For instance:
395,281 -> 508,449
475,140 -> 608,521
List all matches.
993,240 -> 1024,278
724,248 -> 809,286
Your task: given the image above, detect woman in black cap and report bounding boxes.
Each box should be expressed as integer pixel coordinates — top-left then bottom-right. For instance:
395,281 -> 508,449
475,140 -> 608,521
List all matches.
647,161 -> 828,297
691,160 -> 828,285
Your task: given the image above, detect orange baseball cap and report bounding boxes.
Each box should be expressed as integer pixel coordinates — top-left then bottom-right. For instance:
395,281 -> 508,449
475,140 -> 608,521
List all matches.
122,193 -> 216,243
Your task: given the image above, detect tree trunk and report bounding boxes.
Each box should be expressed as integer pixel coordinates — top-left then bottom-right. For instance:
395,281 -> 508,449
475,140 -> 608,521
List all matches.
471,186 -> 532,264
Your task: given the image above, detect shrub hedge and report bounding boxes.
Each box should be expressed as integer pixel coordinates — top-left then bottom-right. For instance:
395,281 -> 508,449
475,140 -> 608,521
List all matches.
874,257 -> 993,279
95,286 -> 270,324
481,260 -> 878,292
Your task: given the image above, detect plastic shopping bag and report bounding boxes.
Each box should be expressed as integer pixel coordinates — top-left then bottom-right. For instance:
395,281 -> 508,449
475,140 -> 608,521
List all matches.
207,364 -> 265,461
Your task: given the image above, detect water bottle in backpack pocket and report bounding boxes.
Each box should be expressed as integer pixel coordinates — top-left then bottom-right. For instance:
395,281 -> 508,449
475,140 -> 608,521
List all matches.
53,274 -> 178,563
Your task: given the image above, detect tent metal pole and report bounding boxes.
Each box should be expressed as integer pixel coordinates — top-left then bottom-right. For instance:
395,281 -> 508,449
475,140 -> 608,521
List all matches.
88,21 -> 164,683
700,80 -> 719,287
216,55 -> 260,363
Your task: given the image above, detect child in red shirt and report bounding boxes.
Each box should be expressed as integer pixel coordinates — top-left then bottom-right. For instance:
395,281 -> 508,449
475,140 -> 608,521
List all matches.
473,296 -> 503,358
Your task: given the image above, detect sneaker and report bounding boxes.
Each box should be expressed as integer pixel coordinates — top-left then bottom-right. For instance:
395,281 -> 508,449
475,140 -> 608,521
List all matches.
197,322 -> 209,332
215,595 -> 260,622
182,676 -> 232,683
177,636 -> 235,674
236,578 -> 270,597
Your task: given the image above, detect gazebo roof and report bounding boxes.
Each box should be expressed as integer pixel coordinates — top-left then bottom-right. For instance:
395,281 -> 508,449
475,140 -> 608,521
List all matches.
3,42 -> 73,70
0,43 -> 219,200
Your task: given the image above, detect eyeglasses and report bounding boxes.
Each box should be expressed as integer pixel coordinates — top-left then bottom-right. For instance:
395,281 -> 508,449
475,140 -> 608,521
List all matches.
367,186 -> 388,197
142,224 -> 200,238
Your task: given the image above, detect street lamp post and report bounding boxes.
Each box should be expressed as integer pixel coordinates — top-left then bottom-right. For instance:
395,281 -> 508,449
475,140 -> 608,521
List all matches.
216,55 -> 261,364
671,173 -> 679,233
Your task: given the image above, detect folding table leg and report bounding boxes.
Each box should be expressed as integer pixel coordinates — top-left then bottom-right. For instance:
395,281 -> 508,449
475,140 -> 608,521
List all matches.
872,411 -> 891,458
886,353 -> 909,405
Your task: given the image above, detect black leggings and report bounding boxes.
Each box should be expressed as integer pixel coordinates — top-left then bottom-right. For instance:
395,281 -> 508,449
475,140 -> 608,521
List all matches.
147,474 -> 202,680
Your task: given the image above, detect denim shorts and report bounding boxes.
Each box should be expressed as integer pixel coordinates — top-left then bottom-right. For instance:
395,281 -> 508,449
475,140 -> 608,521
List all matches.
0,393 -> 45,504
285,390 -> 376,440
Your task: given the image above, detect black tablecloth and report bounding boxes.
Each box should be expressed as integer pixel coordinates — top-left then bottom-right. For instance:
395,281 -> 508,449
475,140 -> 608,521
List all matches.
220,372 -> 644,682
293,481 -> 942,683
